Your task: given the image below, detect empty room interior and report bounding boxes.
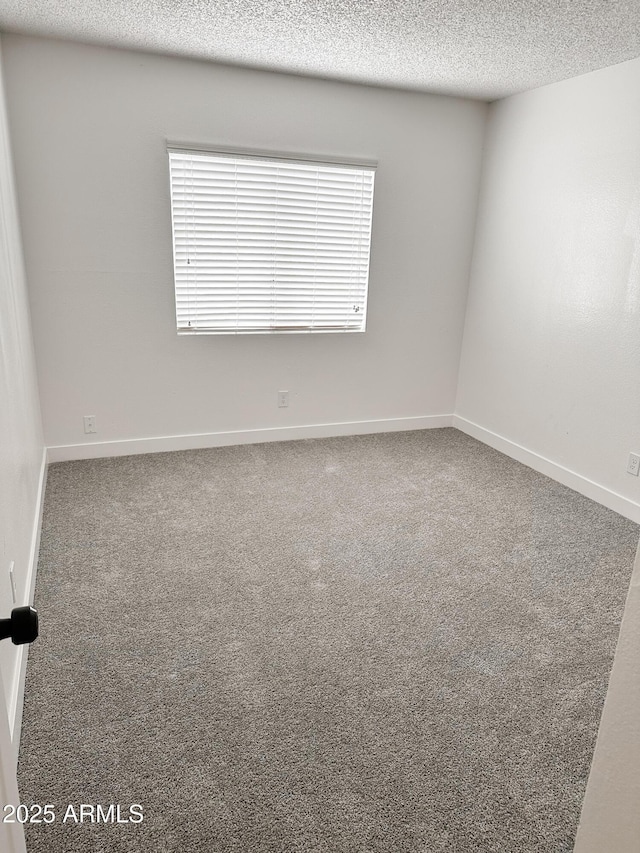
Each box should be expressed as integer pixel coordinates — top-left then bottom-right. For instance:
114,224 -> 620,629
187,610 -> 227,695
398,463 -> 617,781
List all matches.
1,1 -> 639,851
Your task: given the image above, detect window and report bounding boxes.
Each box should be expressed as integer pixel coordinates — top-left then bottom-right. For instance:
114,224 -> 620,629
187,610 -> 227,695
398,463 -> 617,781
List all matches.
168,147 -> 375,334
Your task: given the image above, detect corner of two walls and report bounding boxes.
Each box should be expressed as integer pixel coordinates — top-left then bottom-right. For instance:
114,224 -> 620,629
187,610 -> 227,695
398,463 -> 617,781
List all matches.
0,35 -> 46,757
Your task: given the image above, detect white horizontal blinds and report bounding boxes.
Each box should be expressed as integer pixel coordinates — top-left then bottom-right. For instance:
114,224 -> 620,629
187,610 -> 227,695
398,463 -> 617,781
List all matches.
168,149 -> 375,334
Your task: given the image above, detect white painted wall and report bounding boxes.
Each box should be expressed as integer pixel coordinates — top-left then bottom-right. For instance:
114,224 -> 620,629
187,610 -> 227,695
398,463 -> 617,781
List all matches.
1,35 -> 486,457
0,39 -> 45,747
457,57 -> 640,520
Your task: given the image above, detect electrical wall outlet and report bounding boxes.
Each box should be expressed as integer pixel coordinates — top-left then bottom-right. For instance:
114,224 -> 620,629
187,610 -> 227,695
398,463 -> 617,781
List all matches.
83,415 -> 97,434
9,561 -> 17,605
277,391 -> 289,408
627,452 -> 640,476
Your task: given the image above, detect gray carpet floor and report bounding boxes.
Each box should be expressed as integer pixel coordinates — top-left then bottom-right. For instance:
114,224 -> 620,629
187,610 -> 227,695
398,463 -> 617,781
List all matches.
17,428 -> 639,852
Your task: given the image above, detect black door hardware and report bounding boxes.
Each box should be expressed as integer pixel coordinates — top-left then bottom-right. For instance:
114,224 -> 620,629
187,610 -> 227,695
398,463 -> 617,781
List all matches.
0,606 -> 38,645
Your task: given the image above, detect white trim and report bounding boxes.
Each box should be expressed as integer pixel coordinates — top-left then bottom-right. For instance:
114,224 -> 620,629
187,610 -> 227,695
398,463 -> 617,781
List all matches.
0,663 -> 25,852
166,141 -> 378,170
453,416 -> 640,524
46,415 -> 453,463
9,447 -> 47,757
45,413 -> 640,511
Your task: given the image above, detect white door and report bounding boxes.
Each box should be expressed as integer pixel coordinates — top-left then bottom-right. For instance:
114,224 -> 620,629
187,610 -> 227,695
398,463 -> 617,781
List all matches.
0,667 -> 26,853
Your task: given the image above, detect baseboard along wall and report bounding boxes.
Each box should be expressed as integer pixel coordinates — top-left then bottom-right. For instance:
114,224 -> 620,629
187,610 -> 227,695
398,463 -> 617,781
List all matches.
453,416 -> 640,525
45,415 -> 454,463
46,414 -> 640,524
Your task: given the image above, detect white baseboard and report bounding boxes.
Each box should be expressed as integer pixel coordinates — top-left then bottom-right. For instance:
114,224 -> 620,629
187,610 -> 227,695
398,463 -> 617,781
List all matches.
9,446 -> 47,757
47,415 -> 640,522
46,415 -> 454,462
453,415 -> 640,524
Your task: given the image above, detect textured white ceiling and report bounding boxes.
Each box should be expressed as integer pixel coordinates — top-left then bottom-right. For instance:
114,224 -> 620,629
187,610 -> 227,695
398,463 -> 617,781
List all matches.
0,1 -> 639,100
